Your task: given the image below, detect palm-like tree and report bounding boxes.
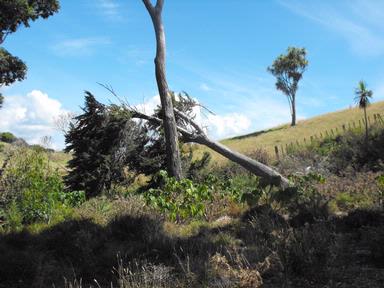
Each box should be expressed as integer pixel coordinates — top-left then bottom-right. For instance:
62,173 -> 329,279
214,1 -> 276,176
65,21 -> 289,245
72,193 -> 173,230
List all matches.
354,80 -> 373,141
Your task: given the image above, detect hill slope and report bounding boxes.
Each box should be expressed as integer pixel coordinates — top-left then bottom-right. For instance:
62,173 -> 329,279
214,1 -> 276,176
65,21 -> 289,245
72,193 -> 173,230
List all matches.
199,100 -> 384,164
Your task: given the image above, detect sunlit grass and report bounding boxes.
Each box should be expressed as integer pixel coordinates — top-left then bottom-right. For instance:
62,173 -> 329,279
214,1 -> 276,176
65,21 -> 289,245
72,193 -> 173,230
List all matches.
197,100 -> 384,165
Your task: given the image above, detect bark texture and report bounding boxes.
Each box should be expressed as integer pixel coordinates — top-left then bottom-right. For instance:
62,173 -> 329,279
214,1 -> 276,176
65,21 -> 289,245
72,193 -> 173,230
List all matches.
143,0 -> 182,179
291,95 -> 296,126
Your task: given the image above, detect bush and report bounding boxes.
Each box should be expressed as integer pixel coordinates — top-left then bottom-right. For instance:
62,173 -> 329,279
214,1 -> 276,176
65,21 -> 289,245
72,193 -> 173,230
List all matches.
0,148 -> 73,228
280,173 -> 330,226
0,132 -> 16,143
329,126 -> 384,173
143,170 -> 213,221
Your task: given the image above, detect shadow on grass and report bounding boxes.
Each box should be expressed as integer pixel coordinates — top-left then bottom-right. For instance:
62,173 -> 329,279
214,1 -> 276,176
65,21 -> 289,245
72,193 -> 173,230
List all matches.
1,206 -> 384,287
0,215 -> 223,288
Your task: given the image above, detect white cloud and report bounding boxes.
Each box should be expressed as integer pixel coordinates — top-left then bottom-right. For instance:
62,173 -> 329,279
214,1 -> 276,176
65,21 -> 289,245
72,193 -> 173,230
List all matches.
52,37 -> 111,57
135,95 -> 161,115
278,0 -> 384,56
0,90 -> 69,149
134,95 -> 252,140
205,113 -> 251,139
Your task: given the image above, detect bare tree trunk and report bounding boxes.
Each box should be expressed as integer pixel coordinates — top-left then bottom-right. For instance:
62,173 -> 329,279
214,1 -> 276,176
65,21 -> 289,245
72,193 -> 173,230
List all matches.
364,107 -> 368,142
291,95 -> 296,126
142,0 -> 182,179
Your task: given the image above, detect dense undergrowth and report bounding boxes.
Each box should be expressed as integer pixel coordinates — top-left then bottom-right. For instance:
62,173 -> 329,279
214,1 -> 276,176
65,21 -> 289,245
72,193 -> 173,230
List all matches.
1,125 -> 384,287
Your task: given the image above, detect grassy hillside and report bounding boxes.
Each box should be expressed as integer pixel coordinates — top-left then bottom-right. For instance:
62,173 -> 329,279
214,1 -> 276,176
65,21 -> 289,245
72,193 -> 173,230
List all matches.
199,100 -> 384,164
0,141 -> 71,172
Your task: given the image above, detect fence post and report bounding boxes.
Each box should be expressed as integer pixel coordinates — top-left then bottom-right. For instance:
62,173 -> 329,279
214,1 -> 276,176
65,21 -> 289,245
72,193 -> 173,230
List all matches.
378,114 -> 384,125
342,124 -> 346,132
274,146 -> 279,161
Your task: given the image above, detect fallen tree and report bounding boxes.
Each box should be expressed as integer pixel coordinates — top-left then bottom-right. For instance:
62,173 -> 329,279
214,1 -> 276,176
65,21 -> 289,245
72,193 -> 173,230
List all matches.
104,88 -> 291,190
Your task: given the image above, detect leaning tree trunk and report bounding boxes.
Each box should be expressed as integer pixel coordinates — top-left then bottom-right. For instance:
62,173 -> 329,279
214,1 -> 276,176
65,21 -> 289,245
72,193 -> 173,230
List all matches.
143,0 -> 182,179
193,135 -> 290,189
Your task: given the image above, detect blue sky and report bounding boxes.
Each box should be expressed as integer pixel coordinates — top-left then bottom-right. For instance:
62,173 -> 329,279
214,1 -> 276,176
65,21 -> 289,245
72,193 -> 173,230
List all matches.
1,0 -> 384,149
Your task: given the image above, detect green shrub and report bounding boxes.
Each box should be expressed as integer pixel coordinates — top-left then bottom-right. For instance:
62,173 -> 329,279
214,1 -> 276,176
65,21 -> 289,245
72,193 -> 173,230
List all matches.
143,170 -> 213,221
202,166 -> 267,205
335,192 -> 355,210
329,126 -> 384,173
0,148 -> 73,227
0,132 -> 16,143
59,190 -> 86,207
280,173 -> 329,225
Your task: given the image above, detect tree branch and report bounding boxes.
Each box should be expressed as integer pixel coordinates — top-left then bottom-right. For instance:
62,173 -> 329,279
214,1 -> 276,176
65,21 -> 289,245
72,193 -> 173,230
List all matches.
155,0 -> 164,12
174,108 -> 205,135
142,0 -> 155,17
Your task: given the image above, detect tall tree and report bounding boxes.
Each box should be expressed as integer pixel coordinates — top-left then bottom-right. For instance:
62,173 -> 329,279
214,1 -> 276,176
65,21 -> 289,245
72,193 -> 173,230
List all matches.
268,47 -> 308,126
355,80 -> 373,141
142,0 -> 182,179
0,0 -> 59,102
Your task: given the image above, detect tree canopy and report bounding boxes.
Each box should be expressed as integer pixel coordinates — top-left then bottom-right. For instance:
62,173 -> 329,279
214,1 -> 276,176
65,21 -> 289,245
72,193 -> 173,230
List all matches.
0,0 -> 60,44
355,80 -> 372,109
268,47 -> 308,126
0,47 -> 27,86
0,0 -> 60,92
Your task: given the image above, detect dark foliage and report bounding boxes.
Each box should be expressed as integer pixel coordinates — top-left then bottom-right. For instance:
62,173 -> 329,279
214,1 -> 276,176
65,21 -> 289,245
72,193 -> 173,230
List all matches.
329,126 -> 384,173
65,92 -> 211,197
65,92 -> 152,197
0,131 -> 15,143
0,0 -> 59,40
0,47 -> 26,86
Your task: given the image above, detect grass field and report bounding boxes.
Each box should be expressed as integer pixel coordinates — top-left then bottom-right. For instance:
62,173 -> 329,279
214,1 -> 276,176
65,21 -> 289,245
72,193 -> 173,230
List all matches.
0,142 -> 71,173
197,100 -> 384,164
